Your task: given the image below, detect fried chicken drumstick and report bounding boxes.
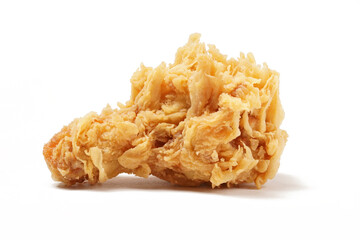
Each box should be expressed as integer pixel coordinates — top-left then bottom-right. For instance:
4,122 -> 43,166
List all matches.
43,34 -> 287,188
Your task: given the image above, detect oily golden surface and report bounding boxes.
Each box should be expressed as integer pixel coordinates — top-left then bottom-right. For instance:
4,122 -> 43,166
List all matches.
43,34 -> 287,188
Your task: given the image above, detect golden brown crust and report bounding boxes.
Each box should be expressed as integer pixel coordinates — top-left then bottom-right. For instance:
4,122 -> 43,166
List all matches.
43,34 -> 287,188
43,123 -> 87,185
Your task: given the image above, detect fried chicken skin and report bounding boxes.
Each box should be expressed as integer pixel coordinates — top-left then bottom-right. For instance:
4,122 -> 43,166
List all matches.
43,34 -> 287,188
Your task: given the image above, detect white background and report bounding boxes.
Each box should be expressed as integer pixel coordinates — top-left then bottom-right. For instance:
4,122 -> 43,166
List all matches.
1,0 -> 359,239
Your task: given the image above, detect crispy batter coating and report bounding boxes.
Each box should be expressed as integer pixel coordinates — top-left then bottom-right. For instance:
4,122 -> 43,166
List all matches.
43,34 -> 287,188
